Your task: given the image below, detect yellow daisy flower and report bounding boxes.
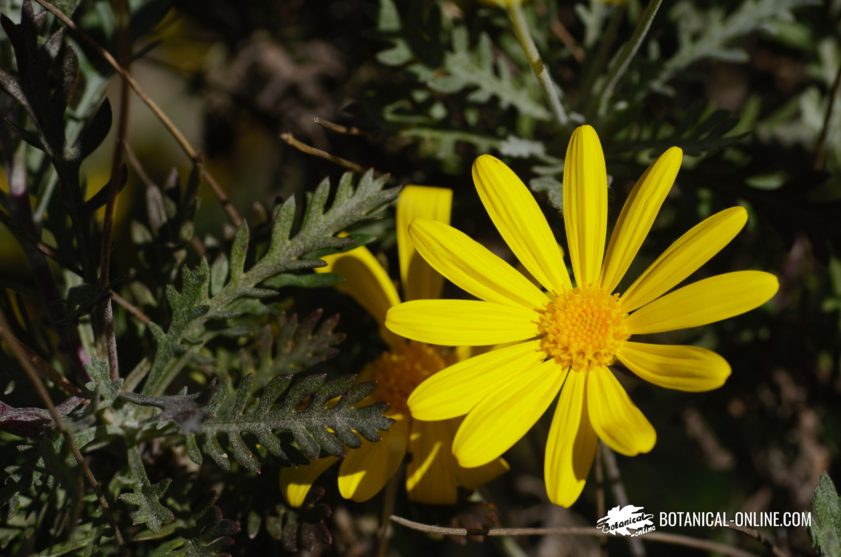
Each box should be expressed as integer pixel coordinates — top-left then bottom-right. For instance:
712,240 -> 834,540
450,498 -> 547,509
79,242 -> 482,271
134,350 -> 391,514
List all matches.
385,125 -> 779,507
281,186 -> 507,508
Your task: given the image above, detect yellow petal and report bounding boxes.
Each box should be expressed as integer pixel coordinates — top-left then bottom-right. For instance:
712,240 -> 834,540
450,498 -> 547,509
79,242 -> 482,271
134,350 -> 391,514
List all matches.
410,218 -> 548,309
544,370 -> 597,507
617,342 -> 731,392
320,247 -> 400,345
408,340 -> 543,420
472,155 -> 571,293
600,147 -> 683,293
279,456 -> 339,508
453,360 -> 565,468
621,207 -> 748,312
386,300 -> 539,346
397,186 -> 453,301
456,457 -> 510,490
406,420 -> 458,505
625,271 -> 779,334
338,416 -> 409,502
587,368 -> 656,456
563,125 -> 608,287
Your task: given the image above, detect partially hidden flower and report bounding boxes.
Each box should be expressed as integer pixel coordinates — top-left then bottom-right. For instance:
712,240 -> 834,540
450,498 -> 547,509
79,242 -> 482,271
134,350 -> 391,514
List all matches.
280,186 -> 508,507
481,0 -> 524,8
386,125 -> 779,507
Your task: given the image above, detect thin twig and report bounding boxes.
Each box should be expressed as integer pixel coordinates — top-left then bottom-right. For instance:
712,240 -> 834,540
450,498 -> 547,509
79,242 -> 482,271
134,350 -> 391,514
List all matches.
2,327 -> 83,396
33,0 -> 242,227
507,2 -> 571,128
0,309 -> 125,546
0,209 -> 85,276
726,525 -> 791,557
376,475 -> 399,557
110,291 -> 151,324
390,515 -> 760,557
98,0 -> 131,381
602,445 -> 645,557
313,116 -> 365,136
550,18 -> 585,63
595,0 -> 664,115
814,60 -> 841,170
280,132 -> 370,174
594,442 -> 607,557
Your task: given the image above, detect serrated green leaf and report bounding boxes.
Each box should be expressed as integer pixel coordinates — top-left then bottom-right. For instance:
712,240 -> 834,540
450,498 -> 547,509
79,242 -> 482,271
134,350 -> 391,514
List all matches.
84,357 -> 122,407
229,222 -> 249,286
118,447 -> 175,533
196,373 -> 389,471
142,171 -> 398,397
811,473 -> 841,557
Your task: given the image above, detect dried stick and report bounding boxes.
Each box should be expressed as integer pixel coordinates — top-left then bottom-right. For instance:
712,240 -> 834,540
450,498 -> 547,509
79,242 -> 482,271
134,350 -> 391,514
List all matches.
376,475 -> 399,557
601,444 -> 646,557
7,334 -> 83,396
727,524 -> 791,557
594,442 -> 607,557
313,117 -> 365,136
0,309 -> 124,546
110,291 -> 151,324
280,131 -> 371,174
33,0 -> 242,227
390,515 -> 760,557
550,18 -> 584,63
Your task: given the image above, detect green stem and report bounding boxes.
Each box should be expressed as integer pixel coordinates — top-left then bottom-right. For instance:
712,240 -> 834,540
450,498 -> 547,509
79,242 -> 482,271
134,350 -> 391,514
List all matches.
594,0 -> 664,116
507,2 -> 570,129
575,4 -> 626,114
814,60 -> 841,170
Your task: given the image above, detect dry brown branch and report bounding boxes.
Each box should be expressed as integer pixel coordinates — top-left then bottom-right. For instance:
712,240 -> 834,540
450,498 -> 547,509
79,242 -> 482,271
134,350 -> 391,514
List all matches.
313,116 -> 365,136
390,515 -> 761,557
280,131 -> 375,175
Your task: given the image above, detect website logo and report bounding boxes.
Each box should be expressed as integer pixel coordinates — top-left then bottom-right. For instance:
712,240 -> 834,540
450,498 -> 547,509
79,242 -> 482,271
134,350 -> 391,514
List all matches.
597,505 -> 656,537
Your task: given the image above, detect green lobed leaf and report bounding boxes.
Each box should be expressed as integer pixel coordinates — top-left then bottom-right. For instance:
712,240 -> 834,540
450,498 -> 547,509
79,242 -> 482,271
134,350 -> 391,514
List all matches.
811,473 -> 841,557
142,170 -> 398,397
190,373 -> 390,472
117,447 -> 175,534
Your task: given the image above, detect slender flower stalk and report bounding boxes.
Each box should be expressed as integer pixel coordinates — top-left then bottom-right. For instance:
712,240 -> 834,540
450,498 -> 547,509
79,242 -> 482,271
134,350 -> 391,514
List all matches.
386,125 -> 778,506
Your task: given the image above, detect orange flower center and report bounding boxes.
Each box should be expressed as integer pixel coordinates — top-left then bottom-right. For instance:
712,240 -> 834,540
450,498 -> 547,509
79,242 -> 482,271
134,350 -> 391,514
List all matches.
370,342 -> 456,414
538,286 -> 629,371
